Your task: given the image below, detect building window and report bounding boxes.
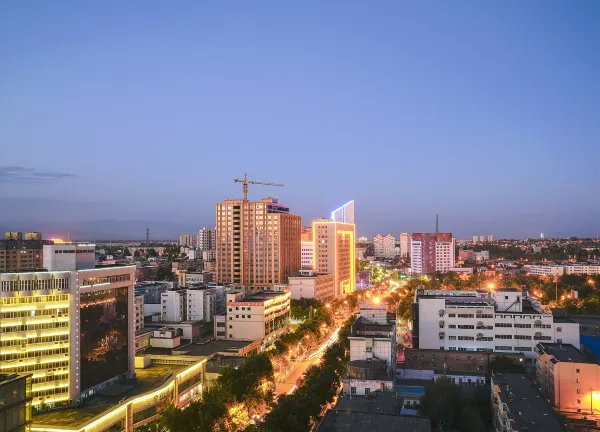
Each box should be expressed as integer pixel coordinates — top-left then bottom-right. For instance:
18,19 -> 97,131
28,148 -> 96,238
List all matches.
365,388 -> 370,395
578,399 -> 581,404
366,347 -> 372,352
576,369 -> 580,373
576,379 -> 580,384
351,387 -> 356,394
577,389 -> 581,394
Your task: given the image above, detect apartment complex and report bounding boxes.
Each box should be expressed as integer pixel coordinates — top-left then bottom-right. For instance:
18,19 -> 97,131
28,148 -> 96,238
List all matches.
159,286 -> 225,323
0,231 -> 49,273
214,290 -> 290,347
288,273 -> 335,302
134,295 -> 144,331
536,343 -> 600,414
0,259 -> 136,409
179,234 -> 193,247
373,234 -> 396,259
216,198 -> 301,287
313,219 -> 355,298
413,288 -> 579,364
196,227 -> 216,251
301,241 -> 314,270
399,233 -> 410,258
410,233 -> 455,275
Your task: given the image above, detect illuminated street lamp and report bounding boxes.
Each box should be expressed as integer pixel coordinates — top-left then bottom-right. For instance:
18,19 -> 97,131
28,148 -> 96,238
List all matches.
487,283 -> 495,290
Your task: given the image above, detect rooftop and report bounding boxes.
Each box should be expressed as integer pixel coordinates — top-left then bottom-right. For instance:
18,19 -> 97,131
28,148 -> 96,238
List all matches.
33,356 -> 207,429
493,372 -> 568,431
536,343 -> 595,364
350,316 -> 394,337
319,408 -> 430,432
244,290 -> 288,301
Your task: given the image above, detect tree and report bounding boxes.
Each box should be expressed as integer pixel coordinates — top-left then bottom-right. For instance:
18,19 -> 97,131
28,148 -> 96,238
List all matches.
134,249 -> 141,258
420,378 -> 463,428
156,264 -> 174,281
147,248 -> 158,258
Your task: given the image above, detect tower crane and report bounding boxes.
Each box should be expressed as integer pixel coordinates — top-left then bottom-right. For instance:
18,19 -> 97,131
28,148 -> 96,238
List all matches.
233,173 -> 283,201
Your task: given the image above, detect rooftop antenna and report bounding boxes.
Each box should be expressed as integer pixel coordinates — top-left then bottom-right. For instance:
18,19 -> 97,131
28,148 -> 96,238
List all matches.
436,214 -> 439,233
67,229 -> 70,242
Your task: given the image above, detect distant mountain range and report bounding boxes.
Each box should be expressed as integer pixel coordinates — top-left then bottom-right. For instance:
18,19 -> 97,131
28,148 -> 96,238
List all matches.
0,219 -> 209,241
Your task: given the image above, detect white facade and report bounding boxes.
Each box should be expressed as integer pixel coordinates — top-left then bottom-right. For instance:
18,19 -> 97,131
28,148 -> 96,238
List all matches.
197,227 -> 216,251
487,235 -> 495,242
478,236 -> 485,242
288,274 -> 335,302
472,235 -> 479,243
161,290 -> 187,322
400,233 -> 410,258
435,238 -> 455,272
301,241 -> 314,270
43,243 -> 96,271
527,265 -> 565,277
349,318 -> 397,374
373,234 -> 396,259
410,240 -> 423,274
134,295 -> 145,331
416,289 -> 580,362
217,291 -> 291,345
474,251 -> 490,261
565,264 -> 600,275
186,289 -> 204,321
202,250 -> 216,261
343,378 -> 394,396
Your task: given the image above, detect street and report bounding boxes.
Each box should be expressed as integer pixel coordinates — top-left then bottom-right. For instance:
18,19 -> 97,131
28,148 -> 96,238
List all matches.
275,326 -> 341,395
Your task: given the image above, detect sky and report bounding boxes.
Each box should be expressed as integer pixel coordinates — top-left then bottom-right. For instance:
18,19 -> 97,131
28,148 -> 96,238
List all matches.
1,1 -> 599,240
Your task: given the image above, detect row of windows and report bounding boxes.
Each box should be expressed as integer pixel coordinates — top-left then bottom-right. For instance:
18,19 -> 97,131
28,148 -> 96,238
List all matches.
1,294 -> 69,305
2,334 -> 69,346
3,360 -> 68,373
1,278 -> 69,292
1,309 -> 67,319
1,347 -> 69,362
1,321 -> 69,332
82,273 -> 131,286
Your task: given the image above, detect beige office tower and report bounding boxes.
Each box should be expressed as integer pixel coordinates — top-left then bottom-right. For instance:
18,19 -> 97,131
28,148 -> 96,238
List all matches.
313,218 -> 356,298
216,197 -> 301,287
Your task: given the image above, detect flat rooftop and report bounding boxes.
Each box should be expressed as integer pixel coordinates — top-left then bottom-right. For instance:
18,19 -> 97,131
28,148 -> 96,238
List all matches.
351,317 -> 394,336
32,358 -> 204,429
536,343 -> 594,364
244,291 -> 286,301
494,372 -> 567,431
171,338 -> 257,357
318,410 -> 431,432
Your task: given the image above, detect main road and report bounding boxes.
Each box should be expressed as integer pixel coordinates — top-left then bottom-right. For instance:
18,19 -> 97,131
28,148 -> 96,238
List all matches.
275,326 -> 341,395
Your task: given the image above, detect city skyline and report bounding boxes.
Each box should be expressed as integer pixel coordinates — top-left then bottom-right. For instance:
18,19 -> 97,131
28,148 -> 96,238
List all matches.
1,2 -> 599,239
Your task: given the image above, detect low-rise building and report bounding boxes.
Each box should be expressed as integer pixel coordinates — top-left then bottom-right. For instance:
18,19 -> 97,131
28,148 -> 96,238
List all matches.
528,264 -> 565,277
565,264 -> 600,275
349,316 -> 396,375
358,301 -> 388,325
414,288 -> 580,366
161,289 -> 187,322
536,342 -> 600,414
215,290 -> 290,349
491,372 -> 567,431
288,273 -> 335,302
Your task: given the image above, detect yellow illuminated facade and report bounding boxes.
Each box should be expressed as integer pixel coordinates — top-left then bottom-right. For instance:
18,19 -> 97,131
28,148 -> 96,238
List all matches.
30,356 -> 207,432
0,272 -> 72,407
312,219 -> 356,298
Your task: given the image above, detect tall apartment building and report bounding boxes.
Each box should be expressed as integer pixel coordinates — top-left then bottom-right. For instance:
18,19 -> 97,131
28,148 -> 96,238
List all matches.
0,231 -> 49,273
410,233 -> 455,275
536,342 -> 600,414
0,247 -> 135,409
313,218 -> 356,298
179,234 -> 194,247
413,288 -> 580,365
196,227 -> 216,251
134,295 -> 145,331
487,234 -> 495,242
216,197 -> 301,287
399,233 -> 410,258
214,290 -> 290,348
373,234 -> 396,259
0,373 -> 32,432
472,235 -> 478,243
301,241 -> 314,270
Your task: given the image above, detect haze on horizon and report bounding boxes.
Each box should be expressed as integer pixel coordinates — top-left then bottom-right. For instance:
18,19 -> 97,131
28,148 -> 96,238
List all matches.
1,1 -> 599,240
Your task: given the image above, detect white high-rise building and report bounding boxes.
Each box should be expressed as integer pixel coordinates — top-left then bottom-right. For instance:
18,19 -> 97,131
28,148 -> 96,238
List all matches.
410,233 -> 455,274
0,248 -> 136,408
400,233 -> 411,258
487,234 -> 495,242
373,234 -> 396,259
472,235 -> 479,243
414,288 -> 580,364
197,227 -> 216,251
478,235 -> 485,243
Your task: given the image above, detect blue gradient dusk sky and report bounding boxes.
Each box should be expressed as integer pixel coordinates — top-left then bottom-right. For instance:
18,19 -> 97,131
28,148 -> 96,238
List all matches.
1,1 -> 599,239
